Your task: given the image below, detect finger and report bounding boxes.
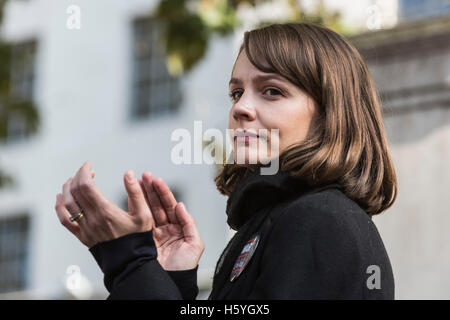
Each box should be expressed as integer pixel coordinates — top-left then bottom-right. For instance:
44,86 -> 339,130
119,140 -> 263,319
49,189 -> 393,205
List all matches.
123,170 -> 150,216
55,193 -> 80,235
141,172 -> 169,226
62,177 -> 85,219
71,161 -> 94,211
153,177 -> 179,224
175,202 -> 200,241
138,178 -> 151,209
71,161 -> 107,211
138,178 -> 156,229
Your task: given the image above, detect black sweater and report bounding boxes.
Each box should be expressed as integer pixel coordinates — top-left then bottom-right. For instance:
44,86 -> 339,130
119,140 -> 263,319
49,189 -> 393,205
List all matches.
89,167 -> 395,299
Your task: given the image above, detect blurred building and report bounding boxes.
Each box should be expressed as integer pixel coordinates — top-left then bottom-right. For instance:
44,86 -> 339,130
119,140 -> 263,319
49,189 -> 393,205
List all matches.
0,0 -> 237,299
398,0 -> 450,22
350,12 -> 450,298
1,0 -> 449,300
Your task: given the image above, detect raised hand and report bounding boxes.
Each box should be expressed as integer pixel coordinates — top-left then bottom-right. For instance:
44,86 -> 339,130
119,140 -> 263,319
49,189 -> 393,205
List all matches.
55,161 -> 154,248
139,172 -> 205,271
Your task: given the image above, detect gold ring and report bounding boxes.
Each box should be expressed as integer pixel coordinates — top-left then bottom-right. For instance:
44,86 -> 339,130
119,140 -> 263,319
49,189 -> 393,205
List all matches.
70,210 -> 85,222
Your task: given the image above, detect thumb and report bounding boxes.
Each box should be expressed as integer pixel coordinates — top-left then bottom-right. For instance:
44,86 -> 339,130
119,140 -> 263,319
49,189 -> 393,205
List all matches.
124,170 -> 148,215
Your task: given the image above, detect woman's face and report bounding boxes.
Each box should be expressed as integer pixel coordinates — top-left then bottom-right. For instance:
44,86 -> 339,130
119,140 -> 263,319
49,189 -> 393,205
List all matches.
228,50 -> 319,165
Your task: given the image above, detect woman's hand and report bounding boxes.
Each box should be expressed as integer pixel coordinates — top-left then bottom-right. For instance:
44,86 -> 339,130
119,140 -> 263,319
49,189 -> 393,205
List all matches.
139,172 -> 205,271
55,161 -> 154,248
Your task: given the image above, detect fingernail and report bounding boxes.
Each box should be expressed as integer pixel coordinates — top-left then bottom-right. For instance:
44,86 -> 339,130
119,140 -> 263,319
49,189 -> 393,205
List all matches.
142,172 -> 152,182
126,170 -> 136,183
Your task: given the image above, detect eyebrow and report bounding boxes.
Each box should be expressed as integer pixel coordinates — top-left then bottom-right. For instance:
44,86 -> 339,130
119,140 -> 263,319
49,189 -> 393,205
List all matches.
228,73 -> 286,86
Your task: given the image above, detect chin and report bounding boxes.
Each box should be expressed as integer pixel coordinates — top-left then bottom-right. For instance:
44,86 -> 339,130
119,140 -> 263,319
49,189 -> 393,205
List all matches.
233,147 -> 265,166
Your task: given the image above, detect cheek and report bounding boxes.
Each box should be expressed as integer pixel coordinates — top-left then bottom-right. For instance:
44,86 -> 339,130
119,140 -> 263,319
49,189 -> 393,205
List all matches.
228,106 -> 238,128
227,111 -> 236,139
273,100 -> 318,148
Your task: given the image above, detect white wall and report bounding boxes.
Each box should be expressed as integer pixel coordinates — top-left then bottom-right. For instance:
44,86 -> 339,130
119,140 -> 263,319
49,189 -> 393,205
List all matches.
366,47 -> 450,299
0,0 -> 238,298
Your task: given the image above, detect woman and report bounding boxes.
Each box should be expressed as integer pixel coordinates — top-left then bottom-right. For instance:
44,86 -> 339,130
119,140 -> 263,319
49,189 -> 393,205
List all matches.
55,22 -> 397,299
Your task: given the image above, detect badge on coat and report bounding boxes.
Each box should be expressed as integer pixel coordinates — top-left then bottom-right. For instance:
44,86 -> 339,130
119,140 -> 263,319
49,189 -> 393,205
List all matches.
230,234 -> 260,282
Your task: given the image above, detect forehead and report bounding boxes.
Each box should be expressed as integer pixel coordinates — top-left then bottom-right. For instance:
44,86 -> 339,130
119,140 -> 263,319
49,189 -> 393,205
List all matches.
230,51 -> 288,85
232,50 -> 266,75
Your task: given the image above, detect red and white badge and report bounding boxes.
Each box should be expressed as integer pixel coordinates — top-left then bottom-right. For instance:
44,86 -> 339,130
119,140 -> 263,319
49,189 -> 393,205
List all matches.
230,234 -> 260,282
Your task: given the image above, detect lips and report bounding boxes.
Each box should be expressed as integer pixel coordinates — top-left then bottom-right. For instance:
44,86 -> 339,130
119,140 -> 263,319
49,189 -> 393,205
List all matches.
234,129 -> 260,140
235,136 -> 258,143
233,130 -> 261,146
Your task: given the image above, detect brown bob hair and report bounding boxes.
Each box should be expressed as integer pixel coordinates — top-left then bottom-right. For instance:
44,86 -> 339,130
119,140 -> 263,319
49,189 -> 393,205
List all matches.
214,22 -> 398,216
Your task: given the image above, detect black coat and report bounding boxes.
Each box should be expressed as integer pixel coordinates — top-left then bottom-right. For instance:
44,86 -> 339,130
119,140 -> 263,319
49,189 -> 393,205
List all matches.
89,167 -> 394,300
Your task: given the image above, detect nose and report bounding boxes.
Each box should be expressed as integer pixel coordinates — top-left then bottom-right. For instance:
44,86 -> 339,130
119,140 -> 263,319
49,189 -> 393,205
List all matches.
231,94 -> 256,122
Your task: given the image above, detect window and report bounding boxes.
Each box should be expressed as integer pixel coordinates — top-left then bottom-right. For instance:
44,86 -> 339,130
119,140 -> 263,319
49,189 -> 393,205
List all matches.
10,40 -> 36,100
131,17 -> 182,119
399,0 -> 450,21
5,39 -> 37,142
0,215 -> 30,293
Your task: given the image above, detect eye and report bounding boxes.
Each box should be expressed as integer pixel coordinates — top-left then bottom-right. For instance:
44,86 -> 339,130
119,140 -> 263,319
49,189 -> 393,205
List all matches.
263,88 -> 282,97
228,90 -> 242,102
228,87 -> 283,103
